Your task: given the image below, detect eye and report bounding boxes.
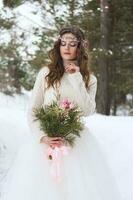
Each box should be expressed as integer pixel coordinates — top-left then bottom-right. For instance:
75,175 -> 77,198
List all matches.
60,41 -> 66,46
69,41 -> 77,47
60,40 -> 78,47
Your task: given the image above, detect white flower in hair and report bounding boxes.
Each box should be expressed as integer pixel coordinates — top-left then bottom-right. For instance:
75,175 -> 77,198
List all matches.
82,40 -> 89,48
59,34 -> 79,42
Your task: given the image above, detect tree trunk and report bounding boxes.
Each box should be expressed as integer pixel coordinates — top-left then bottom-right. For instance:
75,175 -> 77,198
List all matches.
97,0 -> 110,115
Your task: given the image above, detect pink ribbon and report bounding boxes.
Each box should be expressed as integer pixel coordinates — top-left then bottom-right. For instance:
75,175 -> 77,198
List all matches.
47,145 -> 70,182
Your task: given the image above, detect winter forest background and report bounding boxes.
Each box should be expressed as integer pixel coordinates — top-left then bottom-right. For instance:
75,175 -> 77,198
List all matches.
0,1 -> 133,200
0,0 -> 132,115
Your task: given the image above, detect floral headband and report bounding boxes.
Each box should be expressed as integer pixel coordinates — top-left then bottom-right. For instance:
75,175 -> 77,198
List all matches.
59,35 -> 79,43
58,35 -> 89,48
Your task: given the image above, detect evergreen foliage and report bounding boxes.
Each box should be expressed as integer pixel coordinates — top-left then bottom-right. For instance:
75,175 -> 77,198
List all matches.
34,100 -> 84,147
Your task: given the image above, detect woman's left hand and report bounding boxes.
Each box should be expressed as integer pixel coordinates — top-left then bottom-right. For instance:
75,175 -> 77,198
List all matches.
65,63 -> 79,73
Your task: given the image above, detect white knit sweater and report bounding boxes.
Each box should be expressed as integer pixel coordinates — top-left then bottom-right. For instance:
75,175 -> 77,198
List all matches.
27,66 -> 97,142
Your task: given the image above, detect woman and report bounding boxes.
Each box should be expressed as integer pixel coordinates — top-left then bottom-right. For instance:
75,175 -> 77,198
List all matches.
1,27 -> 121,200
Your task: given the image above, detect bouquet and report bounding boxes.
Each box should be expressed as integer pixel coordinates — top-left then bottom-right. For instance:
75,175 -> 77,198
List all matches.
34,98 -> 84,147
34,98 -> 84,182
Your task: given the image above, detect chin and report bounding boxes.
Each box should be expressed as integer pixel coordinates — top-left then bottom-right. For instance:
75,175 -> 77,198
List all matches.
62,56 -> 74,60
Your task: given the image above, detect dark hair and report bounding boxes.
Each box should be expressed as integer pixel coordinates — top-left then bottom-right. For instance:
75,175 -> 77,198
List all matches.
59,27 -> 85,41
45,26 -> 91,89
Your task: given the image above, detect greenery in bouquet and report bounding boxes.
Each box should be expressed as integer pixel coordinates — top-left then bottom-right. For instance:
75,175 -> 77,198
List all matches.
34,98 -> 84,147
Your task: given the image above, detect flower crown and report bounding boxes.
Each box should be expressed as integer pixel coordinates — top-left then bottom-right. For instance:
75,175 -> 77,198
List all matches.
57,35 -> 89,49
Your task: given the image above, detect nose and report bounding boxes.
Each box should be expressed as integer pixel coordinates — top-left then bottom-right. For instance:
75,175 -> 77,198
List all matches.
65,43 -> 70,50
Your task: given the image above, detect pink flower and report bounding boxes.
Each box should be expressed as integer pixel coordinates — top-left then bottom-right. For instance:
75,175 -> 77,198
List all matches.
60,98 -> 75,109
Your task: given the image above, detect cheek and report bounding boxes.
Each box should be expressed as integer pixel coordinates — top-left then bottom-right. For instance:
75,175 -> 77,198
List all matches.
71,48 -> 77,56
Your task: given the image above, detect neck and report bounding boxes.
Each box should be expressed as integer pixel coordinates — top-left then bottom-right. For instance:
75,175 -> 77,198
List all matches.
63,59 -> 78,68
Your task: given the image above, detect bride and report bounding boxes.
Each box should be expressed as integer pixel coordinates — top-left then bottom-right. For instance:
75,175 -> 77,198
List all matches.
1,26 -> 122,200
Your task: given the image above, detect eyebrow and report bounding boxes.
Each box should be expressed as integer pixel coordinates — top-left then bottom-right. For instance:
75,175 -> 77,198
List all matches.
59,36 -> 78,42
61,40 -> 78,43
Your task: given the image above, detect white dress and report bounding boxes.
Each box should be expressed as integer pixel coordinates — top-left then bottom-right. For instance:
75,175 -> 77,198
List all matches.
0,67 -> 122,200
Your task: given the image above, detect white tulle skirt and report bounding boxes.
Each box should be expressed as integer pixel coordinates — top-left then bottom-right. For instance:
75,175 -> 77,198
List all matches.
1,126 -> 122,200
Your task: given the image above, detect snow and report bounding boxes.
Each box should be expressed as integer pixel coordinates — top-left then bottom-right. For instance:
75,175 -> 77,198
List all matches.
0,92 -> 133,199
0,92 -> 31,186
84,115 -> 133,200
0,0 -> 3,9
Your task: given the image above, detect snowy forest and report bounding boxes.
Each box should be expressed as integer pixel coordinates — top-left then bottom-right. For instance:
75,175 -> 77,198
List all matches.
0,1 -> 133,200
0,0 -> 132,115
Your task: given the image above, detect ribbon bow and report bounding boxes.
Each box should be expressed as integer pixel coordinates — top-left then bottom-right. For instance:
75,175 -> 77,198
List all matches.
47,145 -> 70,182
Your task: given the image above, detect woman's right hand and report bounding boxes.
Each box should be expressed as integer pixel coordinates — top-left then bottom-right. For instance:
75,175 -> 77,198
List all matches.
65,63 -> 79,73
40,136 -> 65,148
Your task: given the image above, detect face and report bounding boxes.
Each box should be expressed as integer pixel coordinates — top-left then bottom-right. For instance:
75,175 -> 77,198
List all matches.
59,33 -> 79,61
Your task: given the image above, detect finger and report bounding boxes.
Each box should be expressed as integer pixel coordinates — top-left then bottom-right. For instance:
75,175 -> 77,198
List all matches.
67,66 -> 78,71
65,67 -> 69,72
54,141 -> 64,146
70,66 -> 79,72
50,141 -> 59,144
50,141 -> 65,148
52,139 -> 64,142
50,137 -> 61,140
69,63 -> 75,66
65,65 -> 74,70
65,67 -> 74,72
51,138 -> 63,141
69,68 -> 76,73
50,141 -> 62,145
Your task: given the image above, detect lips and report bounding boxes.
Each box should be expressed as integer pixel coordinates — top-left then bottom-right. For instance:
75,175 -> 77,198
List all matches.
64,52 -> 71,55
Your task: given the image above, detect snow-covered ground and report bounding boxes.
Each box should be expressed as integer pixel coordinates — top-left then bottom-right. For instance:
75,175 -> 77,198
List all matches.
0,92 -> 133,200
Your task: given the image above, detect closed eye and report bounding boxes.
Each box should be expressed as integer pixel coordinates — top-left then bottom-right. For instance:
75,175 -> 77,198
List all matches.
60,40 -> 78,47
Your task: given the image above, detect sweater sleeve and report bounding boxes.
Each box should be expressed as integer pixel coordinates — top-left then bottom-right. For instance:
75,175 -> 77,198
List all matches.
26,67 -> 48,143
67,72 -> 97,116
